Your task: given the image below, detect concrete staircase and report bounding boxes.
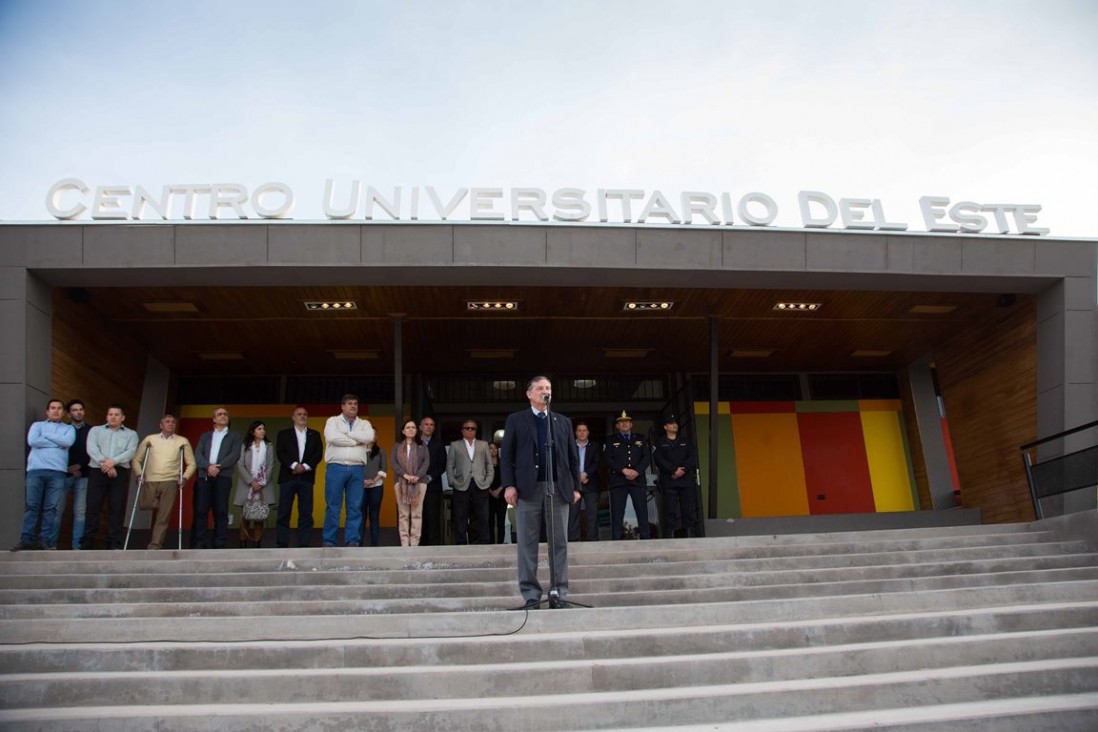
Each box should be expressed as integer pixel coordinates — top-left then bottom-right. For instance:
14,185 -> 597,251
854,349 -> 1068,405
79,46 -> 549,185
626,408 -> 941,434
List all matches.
1,512 -> 1096,731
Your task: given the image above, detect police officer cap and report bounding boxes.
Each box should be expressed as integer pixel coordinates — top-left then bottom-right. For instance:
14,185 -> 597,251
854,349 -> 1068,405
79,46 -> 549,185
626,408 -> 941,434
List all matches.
663,413 -> 679,425
614,409 -> 633,423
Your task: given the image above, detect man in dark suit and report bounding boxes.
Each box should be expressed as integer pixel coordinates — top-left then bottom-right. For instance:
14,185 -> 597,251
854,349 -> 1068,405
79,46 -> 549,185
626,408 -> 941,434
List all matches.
501,375 -> 580,608
568,421 -> 601,542
419,416 -> 447,546
193,407 -> 243,549
275,406 -> 323,548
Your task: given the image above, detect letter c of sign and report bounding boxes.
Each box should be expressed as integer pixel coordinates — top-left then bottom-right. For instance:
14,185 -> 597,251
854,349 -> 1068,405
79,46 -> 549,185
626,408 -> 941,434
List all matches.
46,178 -> 89,220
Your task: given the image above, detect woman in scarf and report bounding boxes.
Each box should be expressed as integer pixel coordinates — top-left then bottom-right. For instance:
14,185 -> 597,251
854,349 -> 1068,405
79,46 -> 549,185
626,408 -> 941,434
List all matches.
234,420 -> 275,548
389,420 -> 429,547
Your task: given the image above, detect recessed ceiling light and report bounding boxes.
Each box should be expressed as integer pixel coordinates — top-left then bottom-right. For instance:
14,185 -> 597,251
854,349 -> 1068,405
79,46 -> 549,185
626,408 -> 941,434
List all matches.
467,301 -> 519,311
773,302 -> 822,312
305,301 -> 357,311
623,301 -> 674,311
491,380 -> 516,390
572,379 -> 597,388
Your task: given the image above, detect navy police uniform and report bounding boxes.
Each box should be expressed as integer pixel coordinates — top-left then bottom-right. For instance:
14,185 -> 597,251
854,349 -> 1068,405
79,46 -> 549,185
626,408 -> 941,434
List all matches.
652,415 -> 699,538
603,410 -> 652,540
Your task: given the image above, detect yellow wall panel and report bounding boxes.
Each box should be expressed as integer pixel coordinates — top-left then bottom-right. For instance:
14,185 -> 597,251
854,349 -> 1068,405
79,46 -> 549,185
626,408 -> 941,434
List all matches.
861,410 -> 915,512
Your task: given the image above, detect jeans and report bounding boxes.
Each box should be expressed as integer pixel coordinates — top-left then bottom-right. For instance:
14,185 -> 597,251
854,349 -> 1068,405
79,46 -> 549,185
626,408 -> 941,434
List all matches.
323,463 -> 364,546
360,483 -> 384,547
21,470 -> 67,548
60,475 -> 88,549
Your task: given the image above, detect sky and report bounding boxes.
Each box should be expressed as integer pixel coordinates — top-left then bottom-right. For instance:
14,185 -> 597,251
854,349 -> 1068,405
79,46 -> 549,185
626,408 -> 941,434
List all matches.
0,0 -> 1096,237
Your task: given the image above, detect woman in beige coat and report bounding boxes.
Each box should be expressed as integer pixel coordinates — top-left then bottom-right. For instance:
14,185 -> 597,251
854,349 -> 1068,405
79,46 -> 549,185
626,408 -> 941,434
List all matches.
234,421 -> 276,548
389,420 -> 429,546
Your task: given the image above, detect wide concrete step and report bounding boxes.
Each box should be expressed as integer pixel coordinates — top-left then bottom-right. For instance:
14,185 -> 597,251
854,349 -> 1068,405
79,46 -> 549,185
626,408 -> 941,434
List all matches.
5,627 -> 1097,709
601,694 -> 1098,731
5,601 -> 1095,674
4,553 -> 1096,607
0,530 -> 1074,576
3,659 -> 1097,731
5,565 -> 1096,620
3,541 -> 1089,591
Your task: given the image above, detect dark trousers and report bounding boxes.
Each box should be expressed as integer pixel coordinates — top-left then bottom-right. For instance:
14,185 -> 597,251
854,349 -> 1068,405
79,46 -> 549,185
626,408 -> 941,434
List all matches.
421,489 -> 443,545
359,484 -> 384,547
569,490 -> 600,541
276,476 -> 314,547
81,467 -> 130,549
610,482 -> 651,539
487,492 -> 507,544
193,473 -> 232,548
662,485 -> 698,538
451,486 -> 490,545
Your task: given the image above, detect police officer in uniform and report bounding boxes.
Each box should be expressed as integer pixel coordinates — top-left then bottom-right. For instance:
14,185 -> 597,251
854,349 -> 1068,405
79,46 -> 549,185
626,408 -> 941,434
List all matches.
604,410 -> 652,540
653,413 -> 699,538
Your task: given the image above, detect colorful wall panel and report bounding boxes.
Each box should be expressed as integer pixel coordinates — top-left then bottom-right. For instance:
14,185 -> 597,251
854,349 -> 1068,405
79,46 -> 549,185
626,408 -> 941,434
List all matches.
695,399 -> 916,519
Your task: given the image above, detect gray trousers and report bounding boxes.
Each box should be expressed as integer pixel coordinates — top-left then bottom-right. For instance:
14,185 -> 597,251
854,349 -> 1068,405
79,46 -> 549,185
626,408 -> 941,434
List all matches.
515,483 -> 570,602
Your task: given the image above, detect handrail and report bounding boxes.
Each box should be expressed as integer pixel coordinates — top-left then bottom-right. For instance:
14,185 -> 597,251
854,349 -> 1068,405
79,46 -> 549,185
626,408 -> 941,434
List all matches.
1019,419 -> 1098,452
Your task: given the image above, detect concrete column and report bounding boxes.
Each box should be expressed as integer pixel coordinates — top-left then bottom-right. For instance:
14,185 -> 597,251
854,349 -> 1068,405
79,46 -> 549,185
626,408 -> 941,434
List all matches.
0,269 -> 52,546
1035,271 -> 1098,513
907,354 -> 958,510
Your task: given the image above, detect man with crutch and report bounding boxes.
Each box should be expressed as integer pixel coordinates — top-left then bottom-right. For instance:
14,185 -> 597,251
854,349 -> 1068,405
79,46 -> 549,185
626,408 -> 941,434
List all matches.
130,414 -> 195,550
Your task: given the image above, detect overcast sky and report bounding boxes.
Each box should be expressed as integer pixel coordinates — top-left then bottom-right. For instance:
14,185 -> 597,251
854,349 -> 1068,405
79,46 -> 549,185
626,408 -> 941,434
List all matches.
1,0 -> 1095,237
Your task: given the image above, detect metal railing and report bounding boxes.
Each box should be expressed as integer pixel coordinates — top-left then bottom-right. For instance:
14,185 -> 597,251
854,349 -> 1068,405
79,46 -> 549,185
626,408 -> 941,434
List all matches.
1020,420 -> 1098,519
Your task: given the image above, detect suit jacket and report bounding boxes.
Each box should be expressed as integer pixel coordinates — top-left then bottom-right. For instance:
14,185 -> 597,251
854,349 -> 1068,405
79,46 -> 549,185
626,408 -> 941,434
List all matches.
195,429 -> 243,474
446,438 -> 494,492
576,440 -> 601,493
500,408 -> 578,503
421,436 -> 447,493
275,426 -> 323,485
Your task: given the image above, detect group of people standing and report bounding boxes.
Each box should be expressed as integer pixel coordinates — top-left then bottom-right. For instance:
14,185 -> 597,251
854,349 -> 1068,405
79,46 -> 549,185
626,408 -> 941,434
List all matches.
14,389 -> 698,555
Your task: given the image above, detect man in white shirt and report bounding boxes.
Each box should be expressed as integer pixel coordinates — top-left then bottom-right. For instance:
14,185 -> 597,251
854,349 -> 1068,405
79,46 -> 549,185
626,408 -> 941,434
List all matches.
322,394 -> 375,547
275,407 -> 323,548
446,419 -> 494,544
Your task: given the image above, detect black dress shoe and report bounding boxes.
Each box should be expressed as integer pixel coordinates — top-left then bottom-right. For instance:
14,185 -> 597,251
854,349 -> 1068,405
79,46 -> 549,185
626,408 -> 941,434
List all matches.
523,598 -> 539,610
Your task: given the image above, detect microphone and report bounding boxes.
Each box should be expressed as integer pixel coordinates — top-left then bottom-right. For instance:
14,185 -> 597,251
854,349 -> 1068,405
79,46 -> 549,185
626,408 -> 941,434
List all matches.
543,393 -> 551,405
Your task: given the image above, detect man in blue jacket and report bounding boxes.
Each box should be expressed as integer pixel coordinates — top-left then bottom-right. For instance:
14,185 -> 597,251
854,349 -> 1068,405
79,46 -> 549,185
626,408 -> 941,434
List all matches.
13,399 -> 75,551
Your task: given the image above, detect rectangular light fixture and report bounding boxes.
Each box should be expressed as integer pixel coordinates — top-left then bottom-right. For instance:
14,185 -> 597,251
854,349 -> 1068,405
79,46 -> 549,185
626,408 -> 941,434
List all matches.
467,301 -> 519,311
731,349 -> 775,358
142,301 -> 199,313
467,349 -> 517,359
603,348 -> 653,358
329,350 -> 379,360
909,305 -> 957,314
773,302 -> 822,312
304,301 -> 357,311
623,301 -> 674,311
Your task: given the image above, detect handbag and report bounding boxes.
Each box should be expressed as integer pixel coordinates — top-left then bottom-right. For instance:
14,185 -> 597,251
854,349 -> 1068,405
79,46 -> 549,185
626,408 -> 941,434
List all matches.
242,485 -> 269,521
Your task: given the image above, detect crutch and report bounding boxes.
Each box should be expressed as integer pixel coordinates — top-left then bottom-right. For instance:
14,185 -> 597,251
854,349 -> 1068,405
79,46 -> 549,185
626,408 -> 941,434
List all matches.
177,446 -> 185,551
124,442 -> 152,550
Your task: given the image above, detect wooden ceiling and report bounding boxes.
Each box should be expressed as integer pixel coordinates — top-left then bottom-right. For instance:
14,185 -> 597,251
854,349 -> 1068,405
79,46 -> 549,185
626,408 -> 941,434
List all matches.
69,284 -> 1023,376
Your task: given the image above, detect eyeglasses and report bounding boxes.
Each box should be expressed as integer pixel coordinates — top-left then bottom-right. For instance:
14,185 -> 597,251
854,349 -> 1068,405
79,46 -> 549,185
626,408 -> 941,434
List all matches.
462,426 -> 476,431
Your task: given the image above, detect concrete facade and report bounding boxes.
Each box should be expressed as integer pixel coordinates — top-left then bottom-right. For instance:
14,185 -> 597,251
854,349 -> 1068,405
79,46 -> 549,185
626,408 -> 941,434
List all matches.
1,222 -> 1095,545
